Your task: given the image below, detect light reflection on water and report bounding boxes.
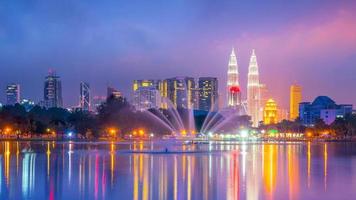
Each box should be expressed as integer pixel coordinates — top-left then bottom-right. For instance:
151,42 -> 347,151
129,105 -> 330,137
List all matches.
0,141 -> 356,200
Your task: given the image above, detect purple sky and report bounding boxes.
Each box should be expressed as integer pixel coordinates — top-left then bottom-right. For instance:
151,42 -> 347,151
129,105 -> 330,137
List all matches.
0,0 -> 356,109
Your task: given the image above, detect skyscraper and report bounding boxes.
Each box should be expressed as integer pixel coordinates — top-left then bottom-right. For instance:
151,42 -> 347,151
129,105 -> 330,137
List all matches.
247,49 -> 262,127
290,84 -> 302,121
198,77 -> 218,111
164,77 -> 196,109
44,71 -> 62,108
133,86 -> 161,111
227,48 -> 241,108
80,82 -> 91,111
132,80 -> 161,111
6,83 -> 20,105
133,80 -> 160,91
263,99 -> 278,125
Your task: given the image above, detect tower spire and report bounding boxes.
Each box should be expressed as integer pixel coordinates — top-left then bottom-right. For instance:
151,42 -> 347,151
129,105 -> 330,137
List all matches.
247,49 -> 262,127
227,47 -> 241,108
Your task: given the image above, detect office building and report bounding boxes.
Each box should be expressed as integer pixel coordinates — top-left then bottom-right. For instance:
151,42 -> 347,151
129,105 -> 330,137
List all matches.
290,84 -> 302,121
80,82 -> 91,111
163,77 -> 196,109
6,83 -> 20,105
198,77 -> 218,111
44,71 -> 63,108
133,86 -> 161,111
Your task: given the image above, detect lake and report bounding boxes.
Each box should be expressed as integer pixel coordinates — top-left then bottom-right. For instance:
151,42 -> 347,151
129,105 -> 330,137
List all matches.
0,141 -> 356,200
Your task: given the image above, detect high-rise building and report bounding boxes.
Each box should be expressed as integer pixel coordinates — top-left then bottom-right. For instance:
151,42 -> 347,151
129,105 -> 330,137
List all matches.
198,77 -> 218,111
6,83 -> 20,105
133,80 -> 161,91
80,82 -> 91,111
227,48 -> 241,108
263,99 -> 278,125
44,71 -> 62,108
107,86 -> 122,99
164,77 -> 196,109
247,49 -> 262,127
133,86 -> 161,111
290,84 -> 302,121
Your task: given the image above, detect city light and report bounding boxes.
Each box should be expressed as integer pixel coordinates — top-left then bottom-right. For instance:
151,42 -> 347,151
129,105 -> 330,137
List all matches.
240,129 -> 249,138
67,131 -> 74,137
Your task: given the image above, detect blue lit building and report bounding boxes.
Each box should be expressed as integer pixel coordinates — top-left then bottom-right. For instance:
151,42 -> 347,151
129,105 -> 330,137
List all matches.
299,96 -> 353,126
6,83 -> 20,105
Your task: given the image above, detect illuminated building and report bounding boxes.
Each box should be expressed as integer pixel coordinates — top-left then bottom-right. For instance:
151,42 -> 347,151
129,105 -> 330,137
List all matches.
227,48 -> 241,108
198,77 -> 218,111
133,80 -> 161,91
263,99 -> 278,125
133,85 -> 161,111
290,84 -> 302,121
164,77 -> 196,109
44,70 -> 63,108
299,96 -> 352,126
6,83 -> 20,105
107,86 -> 122,99
79,82 -> 91,111
247,49 -> 262,127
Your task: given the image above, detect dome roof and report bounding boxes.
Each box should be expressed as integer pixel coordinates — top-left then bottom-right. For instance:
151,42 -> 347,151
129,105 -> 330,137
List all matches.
311,96 -> 336,108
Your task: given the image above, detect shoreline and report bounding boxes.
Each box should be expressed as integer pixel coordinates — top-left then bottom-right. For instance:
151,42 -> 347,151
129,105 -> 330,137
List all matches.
0,137 -> 355,143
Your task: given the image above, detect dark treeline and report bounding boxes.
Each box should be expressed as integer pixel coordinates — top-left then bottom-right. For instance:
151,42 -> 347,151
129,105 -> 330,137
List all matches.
0,96 -> 171,138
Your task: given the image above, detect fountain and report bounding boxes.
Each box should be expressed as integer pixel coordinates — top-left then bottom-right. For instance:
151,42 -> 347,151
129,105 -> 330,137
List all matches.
142,96 -> 250,139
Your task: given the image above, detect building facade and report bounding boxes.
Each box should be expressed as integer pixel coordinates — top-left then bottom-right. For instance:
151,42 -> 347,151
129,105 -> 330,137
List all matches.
133,80 -> 160,91
44,71 -> 63,108
163,77 -> 197,109
133,86 -> 161,111
263,99 -> 278,125
299,96 -> 352,126
6,83 -> 20,105
247,49 -> 262,127
290,84 -> 302,121
80,82 -> 91,111
107,86 -> 122,99
227,48 -> 241,108
198,77 -> 218,111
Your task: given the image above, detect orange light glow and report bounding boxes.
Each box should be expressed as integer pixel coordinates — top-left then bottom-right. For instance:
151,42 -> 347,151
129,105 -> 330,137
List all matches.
138,129 -> 145,136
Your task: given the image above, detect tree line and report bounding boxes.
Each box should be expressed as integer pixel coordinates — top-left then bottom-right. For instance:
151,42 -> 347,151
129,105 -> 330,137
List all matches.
0,96 -> 171,138
261,115 -> 356,139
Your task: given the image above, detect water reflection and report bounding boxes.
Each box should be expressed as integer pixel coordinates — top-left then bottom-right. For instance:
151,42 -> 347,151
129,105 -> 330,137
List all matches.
0,142 -> 355,199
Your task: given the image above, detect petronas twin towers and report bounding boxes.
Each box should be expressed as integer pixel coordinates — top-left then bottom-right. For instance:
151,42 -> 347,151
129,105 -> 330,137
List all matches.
227,48 -> 262,127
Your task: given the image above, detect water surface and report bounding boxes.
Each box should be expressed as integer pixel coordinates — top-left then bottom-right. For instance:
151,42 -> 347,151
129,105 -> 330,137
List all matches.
0,141 -> 356,200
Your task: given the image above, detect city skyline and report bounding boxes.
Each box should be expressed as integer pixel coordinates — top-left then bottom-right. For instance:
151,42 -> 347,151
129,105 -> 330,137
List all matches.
1,1 -> 356,109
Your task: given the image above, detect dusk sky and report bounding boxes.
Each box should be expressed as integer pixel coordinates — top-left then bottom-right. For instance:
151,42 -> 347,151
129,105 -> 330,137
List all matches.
1,0 -> 356,109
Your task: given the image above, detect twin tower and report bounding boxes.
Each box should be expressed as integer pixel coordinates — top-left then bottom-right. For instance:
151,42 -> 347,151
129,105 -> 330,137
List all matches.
227,48 -> 262,127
